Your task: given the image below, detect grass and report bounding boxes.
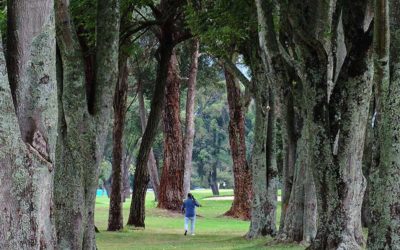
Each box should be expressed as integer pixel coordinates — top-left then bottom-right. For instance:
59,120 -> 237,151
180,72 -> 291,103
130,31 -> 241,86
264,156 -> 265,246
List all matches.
95,190 -> 305,250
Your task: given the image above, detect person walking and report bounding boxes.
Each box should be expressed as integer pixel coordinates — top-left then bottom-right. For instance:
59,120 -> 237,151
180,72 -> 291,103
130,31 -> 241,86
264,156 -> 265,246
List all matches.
181,193 -> 201,236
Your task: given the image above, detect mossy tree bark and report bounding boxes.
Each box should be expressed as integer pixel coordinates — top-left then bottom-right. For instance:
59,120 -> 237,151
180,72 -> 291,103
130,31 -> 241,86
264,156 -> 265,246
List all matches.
368,0 -> 400,248
157,50 -> 185,211
224,68 -> 252,220
0,1 -> 57,248
54,0 -> 120,248
108,56 -> 129,231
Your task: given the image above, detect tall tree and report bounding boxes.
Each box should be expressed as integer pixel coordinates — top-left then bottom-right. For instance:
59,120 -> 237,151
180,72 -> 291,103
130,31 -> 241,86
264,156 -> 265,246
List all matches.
183,38 -> 200,198
127,0 -> 191,227
0,1 -> 57,248
54,0 -> 120,248
108,56 -> 129,231
223,68 -> 252,220
368,0 -> 400,248
157,50 -> 185,210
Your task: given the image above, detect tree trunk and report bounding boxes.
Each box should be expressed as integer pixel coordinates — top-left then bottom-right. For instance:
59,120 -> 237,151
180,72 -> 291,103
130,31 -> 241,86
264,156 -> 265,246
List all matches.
157,50 -> 185,211
278,86 -> 297,232
0,2 -> 57,248
108,57 -> 129,231
368,0 -> 400,248
54,0 -> 120,248
137,78 -> 160,200
183,38 -> 200,198
306,2 -> 373,248
127,38 -> 174,228
278,90 -> 317,243
245,55 -> 277,238
224,69 -> 252,220
122,152 -> 133,201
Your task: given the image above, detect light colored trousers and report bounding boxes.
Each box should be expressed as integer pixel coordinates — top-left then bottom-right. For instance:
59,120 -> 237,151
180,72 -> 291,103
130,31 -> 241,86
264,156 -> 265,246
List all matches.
184,216 -> 196,234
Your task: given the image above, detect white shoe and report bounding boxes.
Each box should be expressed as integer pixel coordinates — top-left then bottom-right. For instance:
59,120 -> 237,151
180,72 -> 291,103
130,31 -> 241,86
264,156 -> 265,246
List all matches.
191,234 -> 195,236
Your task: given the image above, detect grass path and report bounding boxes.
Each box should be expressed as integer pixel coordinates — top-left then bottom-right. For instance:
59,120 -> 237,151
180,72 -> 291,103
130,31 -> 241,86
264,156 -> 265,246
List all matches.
95,190 -> 305,250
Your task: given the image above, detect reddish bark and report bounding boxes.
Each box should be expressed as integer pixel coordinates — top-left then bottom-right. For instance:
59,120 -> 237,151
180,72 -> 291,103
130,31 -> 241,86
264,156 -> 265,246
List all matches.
108,57 -> 129,231
157,50 -> 185,211
223,69 -> 252,220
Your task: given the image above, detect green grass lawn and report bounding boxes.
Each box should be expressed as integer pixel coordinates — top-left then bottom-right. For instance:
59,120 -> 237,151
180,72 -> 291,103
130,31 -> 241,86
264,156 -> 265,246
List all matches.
95,190 -> 305,250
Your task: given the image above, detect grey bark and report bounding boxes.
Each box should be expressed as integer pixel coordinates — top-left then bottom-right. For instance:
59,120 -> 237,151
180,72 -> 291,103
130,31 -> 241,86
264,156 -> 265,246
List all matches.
54,0 -> 120,248
0,1 -> 57,248
246,52 -> 277,238
183,38 -> 200,198
368,0 -> 400,248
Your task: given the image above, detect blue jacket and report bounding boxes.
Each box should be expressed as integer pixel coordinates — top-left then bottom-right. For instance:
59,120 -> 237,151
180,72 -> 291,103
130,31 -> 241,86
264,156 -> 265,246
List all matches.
182,198 -> 200,217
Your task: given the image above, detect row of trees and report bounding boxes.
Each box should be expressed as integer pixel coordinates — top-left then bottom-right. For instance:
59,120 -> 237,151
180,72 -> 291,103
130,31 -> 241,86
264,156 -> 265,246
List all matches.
0,0 -> 399,250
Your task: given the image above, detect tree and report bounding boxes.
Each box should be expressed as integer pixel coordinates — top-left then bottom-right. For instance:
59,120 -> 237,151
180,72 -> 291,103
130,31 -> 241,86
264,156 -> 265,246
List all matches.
368,0 -> 400,248
223,68 -> 252,220
108,55 -> 129,231
0,1 -> 57,248
157,49 -> 185,210
127,0 -> 191,227
183,38 -> 200,198
54,0 -> 120,247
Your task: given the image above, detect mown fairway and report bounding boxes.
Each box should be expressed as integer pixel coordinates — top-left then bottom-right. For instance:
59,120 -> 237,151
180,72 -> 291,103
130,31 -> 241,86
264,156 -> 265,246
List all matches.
95,190 -> 305,250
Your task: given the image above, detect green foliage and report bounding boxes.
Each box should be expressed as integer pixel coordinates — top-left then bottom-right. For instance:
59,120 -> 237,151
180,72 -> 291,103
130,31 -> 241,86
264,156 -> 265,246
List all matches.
186,0 -> 257,57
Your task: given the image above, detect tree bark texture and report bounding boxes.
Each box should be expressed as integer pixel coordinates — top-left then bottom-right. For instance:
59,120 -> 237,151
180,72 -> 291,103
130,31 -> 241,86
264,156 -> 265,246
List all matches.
157,50 -> 185,211
108,57 -> 129,231
278,86 -> 317,243
278,85 -> 297,232
223,69 -> 252,220
137,79 -> 160,201
183,38 -> 200,198
292,1 -> 373,249
54,0 -> 120,248
0,1 -> 57,248
368,0 -> 400,248
246,54 -> 277,238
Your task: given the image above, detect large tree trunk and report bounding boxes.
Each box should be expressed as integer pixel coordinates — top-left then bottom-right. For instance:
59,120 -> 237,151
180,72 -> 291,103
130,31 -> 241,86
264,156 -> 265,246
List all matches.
224,69 -> 252,220
54,0 -> 120,248
137,78 -> 160,200
157,50 -> 185,211
183,38 -> 200,198
0,2 -> 57,248
368,0 -> 400,248
304,2 -> 373,248
127,39 -> 174,228
108,57 -> 129,231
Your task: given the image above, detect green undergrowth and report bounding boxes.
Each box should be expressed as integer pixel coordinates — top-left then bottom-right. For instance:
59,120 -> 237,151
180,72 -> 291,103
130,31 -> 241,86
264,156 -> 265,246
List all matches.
95,190 -> 304,250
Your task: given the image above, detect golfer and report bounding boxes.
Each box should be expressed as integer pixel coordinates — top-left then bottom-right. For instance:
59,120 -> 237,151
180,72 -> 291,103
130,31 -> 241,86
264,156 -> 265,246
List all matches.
181,193 -> 201,236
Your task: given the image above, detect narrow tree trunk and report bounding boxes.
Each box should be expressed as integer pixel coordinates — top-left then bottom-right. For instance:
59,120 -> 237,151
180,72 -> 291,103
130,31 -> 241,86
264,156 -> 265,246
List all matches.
183,38 -> 200,198
279,87 -> 297,231
122,153 -> 132,201
137,79 -> 160,200
108,57 -> 129,231
368,0 -> 400,248
224,69 -> 252,220
0,2 -> 57,247
158,50 -> 185,211
54,0 -> 120,248
127,39 -> 174,228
